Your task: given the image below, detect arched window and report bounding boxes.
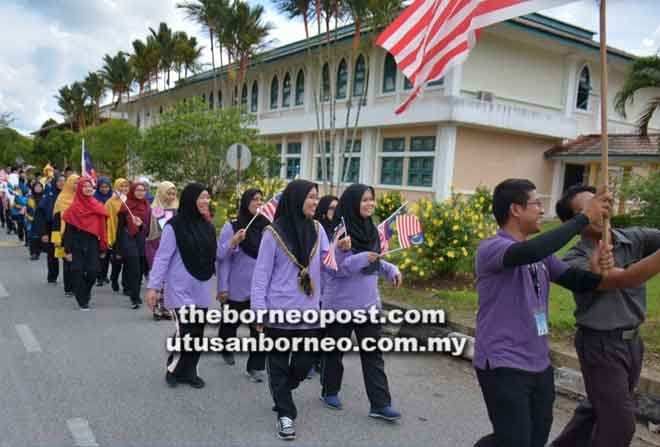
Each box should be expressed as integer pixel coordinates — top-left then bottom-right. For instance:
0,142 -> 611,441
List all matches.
270,76 -> 279,110
217,89 -> 223,108
321,63 -> 330,101
209,92 -> 214,110
295,69 -> 305,106
241,84 -> 248,108
353,55 -> 366,96
201,93 -> 206,103
336,59 -> 348,99
251,81 -> 258,113
282,73 -> 291,108
576,66 -> 590,111
383,53 -> 397,93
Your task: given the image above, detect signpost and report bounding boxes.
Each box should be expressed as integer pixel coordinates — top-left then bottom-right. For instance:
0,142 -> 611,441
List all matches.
226,143 -> 252,201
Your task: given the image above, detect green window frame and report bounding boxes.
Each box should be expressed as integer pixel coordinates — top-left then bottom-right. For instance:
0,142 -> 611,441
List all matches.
380,157 -> 403,185
286,158 -> 301,179
295,70 -> 305,106
353,55 -> 366,97
321,63 -> 330,101
282,73 -> 291,108
287,142 -> 302,154
383,53 -> 397,93
251,82 -> 258,113
336,59 -> 348,99
382,137 -> 405,152
410,136 -> 436,152
270,76 -> 279,110
408,157 -> 433,187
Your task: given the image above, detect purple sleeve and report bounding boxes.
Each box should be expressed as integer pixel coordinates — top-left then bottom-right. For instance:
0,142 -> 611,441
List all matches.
251,230 -> 276,312
476,237 -> 515,276
379,259 -> 400,283
147,225 -> 175,290
546,255 -> 571,281
338,251 -> 371,274
216,223 -> 233,293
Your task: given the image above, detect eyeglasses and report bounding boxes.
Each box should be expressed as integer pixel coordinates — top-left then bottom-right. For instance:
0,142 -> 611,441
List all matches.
526,200 -> 544,209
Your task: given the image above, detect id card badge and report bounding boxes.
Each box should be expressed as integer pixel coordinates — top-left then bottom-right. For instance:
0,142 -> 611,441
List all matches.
534,309 -> 549,336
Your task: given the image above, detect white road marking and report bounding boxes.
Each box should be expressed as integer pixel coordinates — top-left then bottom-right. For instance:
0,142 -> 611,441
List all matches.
15,324 -> 42,353
0,281 -> 8,298
67,418 -> 99,447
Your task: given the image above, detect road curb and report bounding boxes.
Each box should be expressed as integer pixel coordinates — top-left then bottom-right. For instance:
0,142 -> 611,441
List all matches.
382,299 -> 660,428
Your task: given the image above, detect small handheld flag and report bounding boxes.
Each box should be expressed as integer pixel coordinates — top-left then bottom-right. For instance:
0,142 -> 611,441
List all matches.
323,217 -> 347,271
81,139 -> 97,182
396,214 -> 424,249
259,192 -> 282,222
377,201 -> 408,254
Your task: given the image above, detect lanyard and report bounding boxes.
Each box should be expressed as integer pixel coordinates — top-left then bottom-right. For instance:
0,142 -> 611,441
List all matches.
528,262 -> 542,303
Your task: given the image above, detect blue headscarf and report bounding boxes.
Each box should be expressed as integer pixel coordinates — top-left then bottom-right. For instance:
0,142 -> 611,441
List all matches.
37,174 -> 64,220
93,176 -> 113,204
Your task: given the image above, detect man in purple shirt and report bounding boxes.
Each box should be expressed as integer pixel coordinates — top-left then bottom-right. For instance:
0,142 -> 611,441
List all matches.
473,179 -> 660,447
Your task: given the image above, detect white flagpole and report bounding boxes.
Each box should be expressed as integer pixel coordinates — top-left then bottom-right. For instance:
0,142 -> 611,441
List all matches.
243,208 -> 262,232
81,138 -> 85,174
115,191 -> 136,220
379,246 -> 407,257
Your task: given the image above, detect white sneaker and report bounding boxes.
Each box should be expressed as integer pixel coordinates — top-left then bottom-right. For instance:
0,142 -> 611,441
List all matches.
276,416 -> 295,440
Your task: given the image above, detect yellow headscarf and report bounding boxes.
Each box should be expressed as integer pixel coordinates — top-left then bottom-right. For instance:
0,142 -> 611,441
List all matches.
53,174 -> 79,217
105,178 -> 130,247
148,181 -> 179,241
152,181 -> 179,210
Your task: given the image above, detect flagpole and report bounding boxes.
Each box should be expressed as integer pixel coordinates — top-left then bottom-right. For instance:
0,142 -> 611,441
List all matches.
379,246 -> 407,257
599,0 -> 611,247
243,209 -> 261,232
380,201 -> 409,226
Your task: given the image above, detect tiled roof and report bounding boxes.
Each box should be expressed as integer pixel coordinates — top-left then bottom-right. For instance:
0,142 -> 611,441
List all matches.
545,134 -> 660,160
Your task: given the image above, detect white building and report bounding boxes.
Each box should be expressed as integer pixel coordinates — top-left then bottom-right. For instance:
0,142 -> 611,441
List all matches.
118,13 -> 660,214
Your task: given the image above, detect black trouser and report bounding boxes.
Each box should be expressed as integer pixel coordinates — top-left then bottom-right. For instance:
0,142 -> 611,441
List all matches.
69,246 -> 100,308
63,259 -> 74,293
168,307 -> 207,380
217,299 -> 265,372
474,365 -> 555,447
46,244 -> 60,283
265,327 -> 320,419
14,217 -> 25,241
552,327 -> 643,447
29,237 -> 42,257
5,212 -> 15,233
321,322 -> 392,409
110,254 -> 126,289
98,249 -> 111,282
124,255 -> 143,304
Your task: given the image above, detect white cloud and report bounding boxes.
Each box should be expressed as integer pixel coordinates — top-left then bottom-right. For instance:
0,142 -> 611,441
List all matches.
1,0 -> 658,134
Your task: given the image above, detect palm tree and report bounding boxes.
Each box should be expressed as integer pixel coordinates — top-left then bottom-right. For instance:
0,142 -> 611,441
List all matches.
149,22 -> 175,89
130,38 -> 160,95
183,36 -> 204,78
614,55 -> 660,136
83,72 -> 105,126
225,2 -> 273,103
178,0 -> 227,100
55,85 -> 76,129
275,0 -> 311,39
101,51 -> 134,106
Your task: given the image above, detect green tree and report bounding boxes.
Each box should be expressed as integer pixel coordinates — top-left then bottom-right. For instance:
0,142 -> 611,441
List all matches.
83,120 -> 139,179
614,55 -> 660,136
130,38 -> 160,96
83,72 -> 106,126
621,170 -> 660,228
32,129 -> 81,169
137,98 -> 277,196
149,22 -> 175,89
101,51 -> 134,106
0,127 -> 33,167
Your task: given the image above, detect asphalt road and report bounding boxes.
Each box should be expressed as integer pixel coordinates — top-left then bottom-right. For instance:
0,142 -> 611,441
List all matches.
0,233 -> 654,447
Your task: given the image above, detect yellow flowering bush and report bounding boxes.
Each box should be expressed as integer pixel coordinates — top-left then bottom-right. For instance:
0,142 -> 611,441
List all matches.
375,191 -> 405,224
213,177 -> 287,228
391,187 -> 497,280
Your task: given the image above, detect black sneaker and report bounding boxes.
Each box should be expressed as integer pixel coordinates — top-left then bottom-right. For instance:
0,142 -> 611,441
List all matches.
96,279 -> 104,287
131,302 -> 140,310
187,376 -> 205,388
276,416 -> 296,440
79,305 -> 91,311
30,254 -> 39,261
165,371 -> 178,388
247,370 -> 265,383
222,353 -> 235,365
111,280 -> 119,292
65,291 -> 74,297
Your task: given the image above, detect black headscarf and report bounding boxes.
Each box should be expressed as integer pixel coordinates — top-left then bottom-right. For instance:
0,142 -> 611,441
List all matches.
168,183 -> 217,281
271,180 -> 318,267
232,188 -> 269,259
335,184 -> 380,274
314,195 -> 338,237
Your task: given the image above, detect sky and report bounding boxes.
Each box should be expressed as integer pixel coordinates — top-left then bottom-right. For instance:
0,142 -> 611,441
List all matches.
1,0 -> 659,135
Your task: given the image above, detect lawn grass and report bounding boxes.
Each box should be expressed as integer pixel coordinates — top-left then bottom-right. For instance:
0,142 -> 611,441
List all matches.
381,220 -> 660,360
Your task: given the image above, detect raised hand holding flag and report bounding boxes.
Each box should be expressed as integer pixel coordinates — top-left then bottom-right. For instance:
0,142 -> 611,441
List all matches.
81,139 -> 97,182
323,217 -> 347,271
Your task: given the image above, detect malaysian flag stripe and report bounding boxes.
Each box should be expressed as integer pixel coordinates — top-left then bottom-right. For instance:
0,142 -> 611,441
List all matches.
322,222 -> 346,270
396,215 -> 424,249
377,0 -> 576,113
